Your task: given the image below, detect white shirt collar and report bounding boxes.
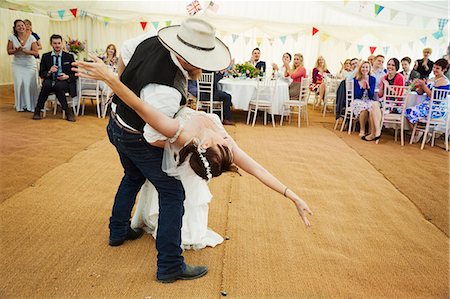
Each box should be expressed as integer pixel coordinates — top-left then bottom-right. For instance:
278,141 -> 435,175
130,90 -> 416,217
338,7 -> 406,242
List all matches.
51,50 -> 62,56
170,52 -> 189,79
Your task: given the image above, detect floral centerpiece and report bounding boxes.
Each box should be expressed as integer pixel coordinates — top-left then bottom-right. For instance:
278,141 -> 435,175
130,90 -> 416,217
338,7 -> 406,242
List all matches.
65,37 -> 86,59
232,63 -> 260,79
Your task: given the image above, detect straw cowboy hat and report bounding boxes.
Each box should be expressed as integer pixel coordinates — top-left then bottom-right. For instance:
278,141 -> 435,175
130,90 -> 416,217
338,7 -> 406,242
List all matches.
158,17 -> 231,71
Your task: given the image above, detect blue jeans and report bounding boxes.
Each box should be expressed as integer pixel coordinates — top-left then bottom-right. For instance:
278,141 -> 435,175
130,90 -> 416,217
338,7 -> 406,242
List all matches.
106,117 -> 186,279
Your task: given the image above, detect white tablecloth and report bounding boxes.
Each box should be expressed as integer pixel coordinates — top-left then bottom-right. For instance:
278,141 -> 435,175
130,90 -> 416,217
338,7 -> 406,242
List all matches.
218,78 -> 289,115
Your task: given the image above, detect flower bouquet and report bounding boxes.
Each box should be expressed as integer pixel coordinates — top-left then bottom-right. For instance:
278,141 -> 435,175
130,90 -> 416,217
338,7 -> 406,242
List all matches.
232,63 -> 260,79
65,37 -> 86,59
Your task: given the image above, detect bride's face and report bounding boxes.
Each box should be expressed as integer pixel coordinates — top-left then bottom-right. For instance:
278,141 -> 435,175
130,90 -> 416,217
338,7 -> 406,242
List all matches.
198,129 -> 233,159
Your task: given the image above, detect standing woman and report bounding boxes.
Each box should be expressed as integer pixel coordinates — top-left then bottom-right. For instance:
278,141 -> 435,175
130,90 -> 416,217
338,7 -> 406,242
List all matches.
286,53 -> 307,100
6,19 -> 39,112
310,56 -> 331,107
24,19 -> 42,53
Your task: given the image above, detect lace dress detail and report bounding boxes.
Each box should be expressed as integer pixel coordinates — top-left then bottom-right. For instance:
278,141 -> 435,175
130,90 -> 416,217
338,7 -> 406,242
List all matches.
131,107 -> 224,250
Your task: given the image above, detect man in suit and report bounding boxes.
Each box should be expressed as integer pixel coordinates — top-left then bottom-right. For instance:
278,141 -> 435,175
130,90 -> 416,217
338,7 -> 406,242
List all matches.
249,47 -> 266,73
33,34 -> 77,121
400,57 -> 420,88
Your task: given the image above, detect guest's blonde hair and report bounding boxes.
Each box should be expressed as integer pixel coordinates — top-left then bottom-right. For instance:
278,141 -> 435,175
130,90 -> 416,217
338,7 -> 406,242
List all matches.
423,48 -> 432,54
355,61 -> 371,80
292,53 -> 304,69
315,56 -> 328,70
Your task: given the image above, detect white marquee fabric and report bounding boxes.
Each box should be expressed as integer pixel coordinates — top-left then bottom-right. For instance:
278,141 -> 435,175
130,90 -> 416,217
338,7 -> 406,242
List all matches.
1,0 -> 448,84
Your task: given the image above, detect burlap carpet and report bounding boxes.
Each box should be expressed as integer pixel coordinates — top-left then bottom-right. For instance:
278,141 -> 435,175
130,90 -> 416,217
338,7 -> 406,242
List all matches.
0,85 -> 448,298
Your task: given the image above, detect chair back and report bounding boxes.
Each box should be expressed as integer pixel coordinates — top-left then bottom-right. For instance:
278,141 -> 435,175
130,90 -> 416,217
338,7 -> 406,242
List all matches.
345,79 -> 354,109
298,77 -> 311,105
254,77 -> 277,104
381,85 -> 410,121
78,77 -> 99,96
426,87 -> 450,126
197,73 -> 214,103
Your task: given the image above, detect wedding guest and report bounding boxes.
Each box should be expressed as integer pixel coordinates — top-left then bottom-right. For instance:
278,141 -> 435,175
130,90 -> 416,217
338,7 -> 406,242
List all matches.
102,43 -> 118,69
406,58 -> 450,142
414,48 -> 434,79
286,53 -> 307,100
345,58 -> 360,80
371,54 -> 387,91
32,34 -> 77,121
248,47 -> 266,73
7,19 -> 39,112
24,19 -> 42,52
378,58 -> 405,99
272,52 -> 292,83
338,58 -> 352,79
400,57 -> 420,87
367,54 -> 375,67
350,61 -> 376,138
310,56 -> 331,107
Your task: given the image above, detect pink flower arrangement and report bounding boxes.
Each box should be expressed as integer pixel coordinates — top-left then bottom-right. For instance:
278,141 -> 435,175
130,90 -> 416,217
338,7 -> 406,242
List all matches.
65,37 -> 86,54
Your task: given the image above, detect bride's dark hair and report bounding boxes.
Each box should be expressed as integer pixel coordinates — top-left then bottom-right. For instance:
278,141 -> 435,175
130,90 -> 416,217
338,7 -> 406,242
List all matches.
178,140 -> 239,180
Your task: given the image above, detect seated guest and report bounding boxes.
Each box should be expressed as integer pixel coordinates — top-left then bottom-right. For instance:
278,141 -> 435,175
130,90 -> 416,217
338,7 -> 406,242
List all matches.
7,19 -> 39,112
400,57 -> 420,88
286,53 -> 307,100
33,34 -> 77,121
371,54 -> 387,91
377,58 -> 405,113
406,58 -> 450,142
345,58 -> 360,80
338,58 -> 352,79
102,44 -> 118,69
349,61 -> 376,138
200,71 -> 235,125
414,48 -> 434,79
367,54 -> 375,67
310,56 -> 331,107
248,47 -> 266,73
272,52 -> 292,83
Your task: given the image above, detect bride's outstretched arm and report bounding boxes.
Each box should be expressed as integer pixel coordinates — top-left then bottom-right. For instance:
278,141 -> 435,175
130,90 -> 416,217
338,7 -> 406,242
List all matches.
72,55 -> 179,139
229,139 -> 312,227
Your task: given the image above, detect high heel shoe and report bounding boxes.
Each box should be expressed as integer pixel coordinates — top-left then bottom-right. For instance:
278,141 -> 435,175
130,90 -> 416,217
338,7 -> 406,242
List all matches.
362,134 -> 381,141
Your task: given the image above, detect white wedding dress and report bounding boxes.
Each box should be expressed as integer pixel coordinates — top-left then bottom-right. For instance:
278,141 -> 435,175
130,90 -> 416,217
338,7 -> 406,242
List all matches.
131,107 -> 225,250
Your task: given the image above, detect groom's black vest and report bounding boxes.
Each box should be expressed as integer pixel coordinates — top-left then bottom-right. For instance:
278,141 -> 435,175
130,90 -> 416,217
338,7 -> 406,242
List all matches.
113,36 -> 187,131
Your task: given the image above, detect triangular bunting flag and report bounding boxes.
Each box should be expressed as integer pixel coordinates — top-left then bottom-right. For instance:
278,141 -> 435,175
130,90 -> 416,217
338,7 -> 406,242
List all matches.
369,46 -> 377,54
186,0 -> 202,16
422,17 -> 431,29
244,36 -> 251,45
312,27 -> 319,36
420,37 -> 427,45
345,42 -> 351,50
70,8 -> 77,18
232,34 -> 239,43
140,21 -> 147,31
208,1 -> 220,13
320,33 -> 329,42
165,21 -> 172,27
103,17 -> 110,26
383,46 -> 389,55
293,33 -> 299,43
279,36 -> 287,44
408,41 -> 414,49
389,9 -> 399,21
268,37 -> 274,46
374,4 -> 384,16
57,9 -> 65,20
79,10 -> 87,17
357,45 -> 364,53
344,0 -> 350,5
256,37 -> 262,47
438,19 -> 448,31
152,21 -> 159,30
432,31 -> 443,39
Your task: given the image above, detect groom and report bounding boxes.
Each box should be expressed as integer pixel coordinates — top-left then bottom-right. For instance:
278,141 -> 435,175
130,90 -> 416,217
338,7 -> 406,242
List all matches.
106,18 -> 231,283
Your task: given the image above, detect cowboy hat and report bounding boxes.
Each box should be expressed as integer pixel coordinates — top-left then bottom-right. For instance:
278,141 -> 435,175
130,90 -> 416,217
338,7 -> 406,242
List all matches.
157,17 -> 231,71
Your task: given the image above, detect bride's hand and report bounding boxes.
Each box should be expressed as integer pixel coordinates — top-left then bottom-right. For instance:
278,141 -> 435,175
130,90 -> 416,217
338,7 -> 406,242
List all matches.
293,197 -> 313,227
72,54 -> 113,81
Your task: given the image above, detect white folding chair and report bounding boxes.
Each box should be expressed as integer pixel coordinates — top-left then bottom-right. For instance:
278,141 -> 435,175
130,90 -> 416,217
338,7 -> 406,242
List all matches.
280,77 -> 310,128
247,77 -> 277,127
196,73 -> 223,120
334,79 -> 356,133
379,85 -> 411,146
38,77 -> 76,119
409,88 -> 450,150
322,77 -> 340,117
77,77 -> 103,118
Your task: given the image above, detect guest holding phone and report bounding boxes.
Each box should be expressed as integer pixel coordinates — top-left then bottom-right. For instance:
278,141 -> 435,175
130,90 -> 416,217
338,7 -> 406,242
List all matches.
33,34 -> 77,121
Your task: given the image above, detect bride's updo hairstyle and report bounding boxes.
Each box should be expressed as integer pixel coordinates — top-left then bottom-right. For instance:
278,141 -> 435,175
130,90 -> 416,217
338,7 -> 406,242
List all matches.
178,140 -> 239,180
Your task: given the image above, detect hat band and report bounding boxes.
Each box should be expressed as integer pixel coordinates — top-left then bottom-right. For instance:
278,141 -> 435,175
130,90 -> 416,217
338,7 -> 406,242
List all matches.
177,34 -> 215,51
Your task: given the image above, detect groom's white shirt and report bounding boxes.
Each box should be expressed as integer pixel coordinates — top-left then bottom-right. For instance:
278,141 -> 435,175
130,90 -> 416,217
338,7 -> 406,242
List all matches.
112,33 -> 188,143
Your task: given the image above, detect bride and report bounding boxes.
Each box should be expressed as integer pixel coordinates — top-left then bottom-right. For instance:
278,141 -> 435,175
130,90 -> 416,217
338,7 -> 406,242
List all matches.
73,56 -> 313,249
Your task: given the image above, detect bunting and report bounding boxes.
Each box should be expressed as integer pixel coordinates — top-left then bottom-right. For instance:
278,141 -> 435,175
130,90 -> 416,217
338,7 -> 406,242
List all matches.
345,42 -> 351,50
57,9 -> 65,20
268,37 -> 274,46
256,37 -> 262,47
374,4 -> 384,16
292,33 -> 299,42
152,21 -> 159,30
279,35 -> 287,44
70,8 -> 77,18
79,10 -> 87,17
165,21 -> 172,27
438,18 -> 448,31
208,1 -> 220,13
320,33 -> 329,42
369,46 -> 377,54
140,21 -> 147,31
389,9 -> 398,21
103,17 -> 110,26
312,27 -> 319,36
382,46 -> 389,55
244,36 -> 251,45
231,34 -> 239,43
186,0 -> 202,16
343,0 -> 350,5
432,31 -> 443,39
357,44 -> 364,53
420,36 -> 427,45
